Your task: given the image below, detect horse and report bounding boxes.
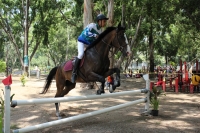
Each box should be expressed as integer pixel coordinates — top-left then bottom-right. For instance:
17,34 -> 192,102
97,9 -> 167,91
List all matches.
40,22 -> 131,118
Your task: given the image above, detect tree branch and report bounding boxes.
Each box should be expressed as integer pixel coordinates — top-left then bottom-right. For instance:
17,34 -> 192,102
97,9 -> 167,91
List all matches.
0,14 -> 24,66
58,9 -> 77,27
116,14 -> 143,69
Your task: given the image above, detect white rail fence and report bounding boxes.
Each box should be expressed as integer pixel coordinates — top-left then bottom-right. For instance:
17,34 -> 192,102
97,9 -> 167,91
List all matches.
3,74 -> 150,133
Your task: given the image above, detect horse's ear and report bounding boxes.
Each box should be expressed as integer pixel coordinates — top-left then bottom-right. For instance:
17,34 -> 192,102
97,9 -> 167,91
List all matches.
118,22 -> 121,28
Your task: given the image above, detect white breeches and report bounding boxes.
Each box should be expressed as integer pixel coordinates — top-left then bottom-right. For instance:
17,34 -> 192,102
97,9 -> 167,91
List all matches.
77,41 -> 87,59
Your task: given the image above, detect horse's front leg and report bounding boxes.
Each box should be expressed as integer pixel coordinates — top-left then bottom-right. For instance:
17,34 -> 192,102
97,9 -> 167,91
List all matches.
114,68 -> 121,87
88,72 -> 106,95
103,68 -> 121,93
96,81 -> 106,94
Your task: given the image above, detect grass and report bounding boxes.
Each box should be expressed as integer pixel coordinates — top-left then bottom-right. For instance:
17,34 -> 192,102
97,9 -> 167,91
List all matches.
10,124 -> 19,130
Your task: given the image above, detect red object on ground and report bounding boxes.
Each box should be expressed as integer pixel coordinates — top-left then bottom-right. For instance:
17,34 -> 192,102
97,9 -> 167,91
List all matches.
135,74 -> 141,78
107,76 -> 114,83
175,78 -> 179,93
150,82 -> 154,91
156,81 -> 163,86
2,75 -> 12,85
190,84 -> 194,93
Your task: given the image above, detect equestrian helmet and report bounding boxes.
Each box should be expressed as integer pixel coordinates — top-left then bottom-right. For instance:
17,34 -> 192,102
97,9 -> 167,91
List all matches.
96,14 -> 109,22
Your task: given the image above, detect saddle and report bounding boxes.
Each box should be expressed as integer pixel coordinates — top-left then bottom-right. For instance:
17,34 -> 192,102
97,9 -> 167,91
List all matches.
63,56 -> 84,72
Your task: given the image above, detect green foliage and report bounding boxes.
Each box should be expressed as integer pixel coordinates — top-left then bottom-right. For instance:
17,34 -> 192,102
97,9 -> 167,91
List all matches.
169,61 -> 175,67
151,97 -> 159,110
1,0 -> 200,71
20,73 -> 27,86
150,86 -> 165,110
0,60 -> 6,73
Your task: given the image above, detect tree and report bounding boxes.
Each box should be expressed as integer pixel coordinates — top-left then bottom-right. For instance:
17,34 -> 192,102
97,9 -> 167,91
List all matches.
83,0 -> 93,27
83,0 -> 94,89
24,0 -> 29,73
0,0 -> 67,70
107,0 -> 114,68
115,1 -> 144,71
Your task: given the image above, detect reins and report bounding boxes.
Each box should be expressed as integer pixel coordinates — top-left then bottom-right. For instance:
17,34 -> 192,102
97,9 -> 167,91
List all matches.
101,39 -> 115,58
100,29 -> 127,58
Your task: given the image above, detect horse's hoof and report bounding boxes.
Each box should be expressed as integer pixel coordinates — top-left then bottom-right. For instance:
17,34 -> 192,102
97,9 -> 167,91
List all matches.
96,90 -> 105,95
109,85 -> 116,93
117,83 -> 120,87
56,112 -> 61,118
57,116 -> 62,120
114,81 -> 120,87
109,85 -> 113,93
96,90 -> 102,95
101,90 -> 105,94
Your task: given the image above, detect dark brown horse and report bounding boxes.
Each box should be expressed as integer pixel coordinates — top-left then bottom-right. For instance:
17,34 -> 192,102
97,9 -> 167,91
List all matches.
41,23 -> 130,118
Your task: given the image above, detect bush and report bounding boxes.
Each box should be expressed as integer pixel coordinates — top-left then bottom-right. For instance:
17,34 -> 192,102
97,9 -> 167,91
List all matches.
0,60 -> 6,73
20,73 -> 27,86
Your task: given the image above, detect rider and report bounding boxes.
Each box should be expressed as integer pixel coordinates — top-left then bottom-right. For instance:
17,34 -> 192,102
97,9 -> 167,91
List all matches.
71,14 -> 109,83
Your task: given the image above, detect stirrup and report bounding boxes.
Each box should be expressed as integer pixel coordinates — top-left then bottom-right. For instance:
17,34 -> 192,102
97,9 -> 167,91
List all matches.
71,73 -> 77,83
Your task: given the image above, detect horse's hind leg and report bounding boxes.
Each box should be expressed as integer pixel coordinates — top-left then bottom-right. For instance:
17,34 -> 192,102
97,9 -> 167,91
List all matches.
55,80 -> 75,119
55,89 -> 64,119
54,76 -> 65,119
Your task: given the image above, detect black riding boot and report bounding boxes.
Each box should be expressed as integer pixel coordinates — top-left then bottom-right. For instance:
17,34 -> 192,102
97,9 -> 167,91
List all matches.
71,57 -> 81,83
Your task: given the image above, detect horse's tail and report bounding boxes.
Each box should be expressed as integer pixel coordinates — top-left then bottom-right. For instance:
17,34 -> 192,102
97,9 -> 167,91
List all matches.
40,66 -> 58,94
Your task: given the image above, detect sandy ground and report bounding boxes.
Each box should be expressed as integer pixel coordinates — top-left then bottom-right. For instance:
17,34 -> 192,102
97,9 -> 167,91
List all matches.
1,74 -> 200,133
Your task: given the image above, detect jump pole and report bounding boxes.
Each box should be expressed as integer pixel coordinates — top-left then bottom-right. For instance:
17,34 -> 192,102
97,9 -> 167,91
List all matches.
2,75 -> 12,133
11,89 -> 148,107
4,86 -> 11,133
143,74 -> 150,114
6,74 -> 150,133
12,98 -> 146,133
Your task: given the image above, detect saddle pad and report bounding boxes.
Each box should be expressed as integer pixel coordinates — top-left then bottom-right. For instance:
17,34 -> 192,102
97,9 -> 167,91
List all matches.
64,60 -> 73,71
63,58 -> 84,72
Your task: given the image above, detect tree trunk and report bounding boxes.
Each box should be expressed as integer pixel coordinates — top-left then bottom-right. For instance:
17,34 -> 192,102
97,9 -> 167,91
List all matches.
107,0 -> 114,27
83,0 -> 93,28
83,0 -> 94,89
107,0 -> 114,68
121,2 -> 125,27
149,20 -> 154,73
23,0 -> 29,74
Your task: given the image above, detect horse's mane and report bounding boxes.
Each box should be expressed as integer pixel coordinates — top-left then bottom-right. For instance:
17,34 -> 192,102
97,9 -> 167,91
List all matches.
86,27 -> 116,50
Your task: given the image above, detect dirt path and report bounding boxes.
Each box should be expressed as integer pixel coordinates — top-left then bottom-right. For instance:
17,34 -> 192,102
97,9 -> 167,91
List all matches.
1,75 -> 200,133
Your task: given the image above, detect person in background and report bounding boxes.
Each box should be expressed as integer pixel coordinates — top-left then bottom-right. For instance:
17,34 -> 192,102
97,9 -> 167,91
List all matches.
105,75 -> 114,89
128,69 -> 133,77
71,14 -> 109,83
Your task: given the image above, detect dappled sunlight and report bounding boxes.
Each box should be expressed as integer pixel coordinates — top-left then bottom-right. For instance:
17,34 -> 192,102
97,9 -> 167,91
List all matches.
177,111 -> 200,118
160,120 -> 196,130
23,114 -> 40,122
0,75 -> 198,132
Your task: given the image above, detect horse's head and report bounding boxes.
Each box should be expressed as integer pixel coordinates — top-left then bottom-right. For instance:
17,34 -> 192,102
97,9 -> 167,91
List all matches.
112,22 -> 131,56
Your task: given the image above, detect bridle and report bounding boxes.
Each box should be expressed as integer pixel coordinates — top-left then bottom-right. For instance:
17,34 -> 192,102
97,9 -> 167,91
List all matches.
113,29 -> 128,52
101,28 -> 127,54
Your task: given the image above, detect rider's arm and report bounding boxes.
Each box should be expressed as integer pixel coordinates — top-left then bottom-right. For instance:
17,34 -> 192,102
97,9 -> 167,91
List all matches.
85,23 -> 98,38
